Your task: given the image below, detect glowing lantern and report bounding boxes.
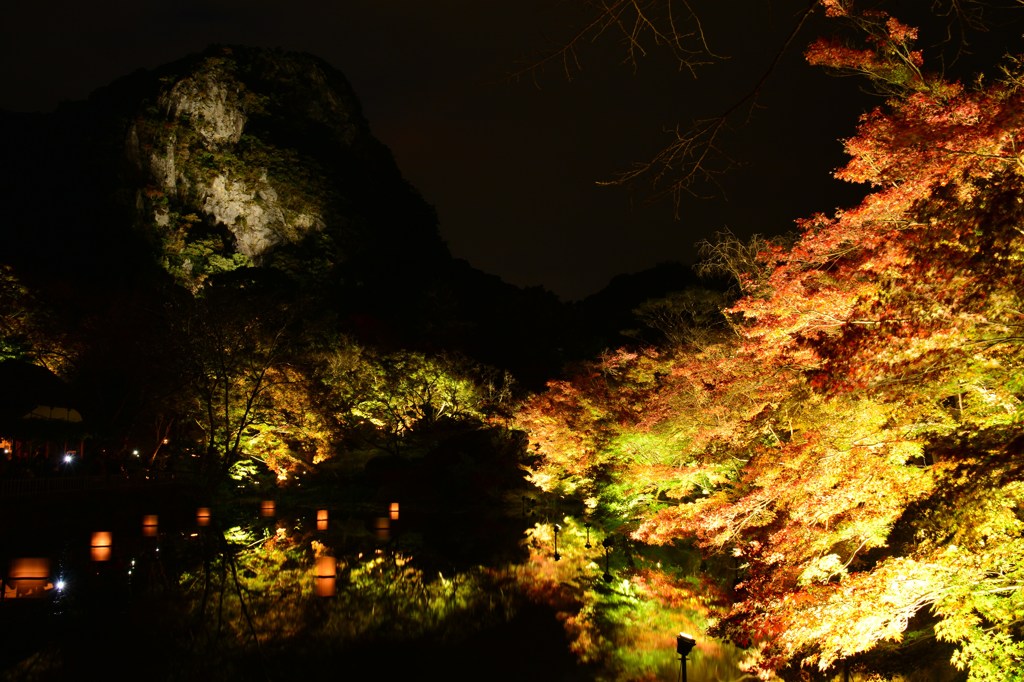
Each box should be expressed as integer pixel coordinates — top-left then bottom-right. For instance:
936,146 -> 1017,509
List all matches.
260,500 -> 275,518
316,509 -> 328,531
91,531 -> 113,562
8,558 -> 50,598
389,502 -> 400,521
373,516 -> 390,541
142,514 -> 159,538
314,556 -> 336,597
197,507 -> 211,527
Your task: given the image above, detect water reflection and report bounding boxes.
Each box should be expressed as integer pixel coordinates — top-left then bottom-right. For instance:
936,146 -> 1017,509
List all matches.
372,516 -> 391,541
313,555 -> 336,597
517,516 -> 747,682
90,531 -> 112,562
0,497 -> 748,681
4,557 -> 51,599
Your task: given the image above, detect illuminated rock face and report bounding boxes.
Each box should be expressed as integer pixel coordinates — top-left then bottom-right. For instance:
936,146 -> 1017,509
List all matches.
125,45 -> 442,290
161,70 -> 247,145
0,44 -> 569,385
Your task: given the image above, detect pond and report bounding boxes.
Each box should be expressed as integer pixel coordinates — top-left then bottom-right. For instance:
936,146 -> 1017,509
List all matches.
0,481 -> 749,682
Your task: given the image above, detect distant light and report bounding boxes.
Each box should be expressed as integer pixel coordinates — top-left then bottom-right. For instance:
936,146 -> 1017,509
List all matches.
55,579 -> 66,591
63,454 -> 73,463
132,449 -> 140,457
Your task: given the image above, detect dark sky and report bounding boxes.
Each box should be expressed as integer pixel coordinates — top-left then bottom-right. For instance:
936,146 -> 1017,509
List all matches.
1,1 -> 875,301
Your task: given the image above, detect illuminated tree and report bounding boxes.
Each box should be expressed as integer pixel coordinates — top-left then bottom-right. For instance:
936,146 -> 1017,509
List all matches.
171,275 -> 298,484
0,264 -> 75,371
241,361 -> 336,480
530,1 -> 1021,210
517,3 -> 1024,679
311,342 -> 512,459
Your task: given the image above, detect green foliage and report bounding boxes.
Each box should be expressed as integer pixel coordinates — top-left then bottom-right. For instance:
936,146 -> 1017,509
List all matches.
315,343 -> 508,457
0,264 -> 75,369
512,6 -> 1024,678
512,517 -> 740,681
173,527 -> 521,676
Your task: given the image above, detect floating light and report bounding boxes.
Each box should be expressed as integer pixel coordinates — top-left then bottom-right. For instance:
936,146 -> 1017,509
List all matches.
142,514 -> 158,538
260,500 -> 275,518
316,509 -> 328,531
197,507 -> 211,527
314,556 -> 336,597
91,531 -> 113,562
8,557 -> 49,598
389,502 -> 399,521
374,516 -> 390,541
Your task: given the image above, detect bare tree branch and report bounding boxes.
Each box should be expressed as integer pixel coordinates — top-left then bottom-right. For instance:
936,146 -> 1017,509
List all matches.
515,1 -> 818,211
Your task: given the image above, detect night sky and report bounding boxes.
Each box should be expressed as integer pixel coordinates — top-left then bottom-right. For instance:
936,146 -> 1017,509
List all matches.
2,1 -> 877,301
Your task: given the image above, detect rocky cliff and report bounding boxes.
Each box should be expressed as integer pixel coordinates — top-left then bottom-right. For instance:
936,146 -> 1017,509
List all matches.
0,45 -> 570,383
123,45 -> 447,292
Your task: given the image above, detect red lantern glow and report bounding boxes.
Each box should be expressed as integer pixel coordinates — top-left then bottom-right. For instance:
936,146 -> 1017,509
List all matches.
91,531 -> 113,562
7,558 -> 50,598
314,556 -> 336,597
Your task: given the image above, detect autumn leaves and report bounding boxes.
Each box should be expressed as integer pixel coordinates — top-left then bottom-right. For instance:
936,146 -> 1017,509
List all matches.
513,4 -> 1024,678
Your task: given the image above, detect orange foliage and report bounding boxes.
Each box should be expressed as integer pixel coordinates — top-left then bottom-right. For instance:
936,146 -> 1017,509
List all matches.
514,4 -> 1024,678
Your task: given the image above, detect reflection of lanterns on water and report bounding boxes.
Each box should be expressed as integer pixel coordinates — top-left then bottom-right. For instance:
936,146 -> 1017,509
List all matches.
316,509 -> 328,531
374,516 -> 390,541
314,556 -> 336,597
91,531 -> 113,562
260,500 -> 275,518
142,514 -> 159,538
7,558 -> 50,598
197,507 -> 211,527
389,502 -> 400,521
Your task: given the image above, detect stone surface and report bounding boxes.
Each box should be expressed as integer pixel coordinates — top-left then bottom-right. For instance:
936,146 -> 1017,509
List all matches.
126,45 -> 434,289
